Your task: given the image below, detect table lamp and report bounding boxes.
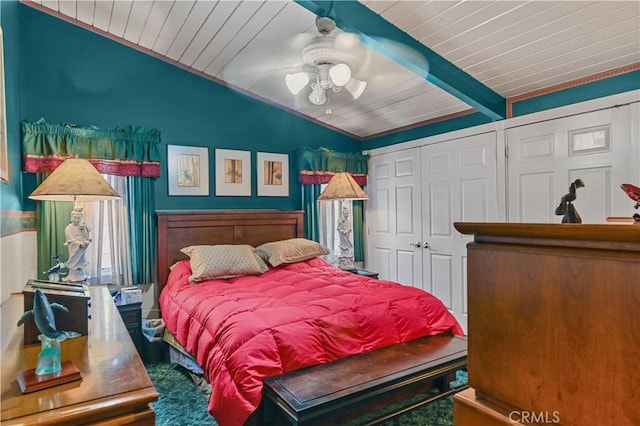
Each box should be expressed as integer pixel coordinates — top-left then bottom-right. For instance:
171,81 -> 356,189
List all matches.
29,158 -> 120,282
317,172 -> 368,270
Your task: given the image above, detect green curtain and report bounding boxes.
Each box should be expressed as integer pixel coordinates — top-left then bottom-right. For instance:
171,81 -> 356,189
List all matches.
36,173 -> 74,280
22,118 -> 161,176
23,119 -> 160,285
352,200 -> 364,262
127,177 -> 156,285
297,147 -> 368,261
302,184 -> 322,241
297,147 -> 368,184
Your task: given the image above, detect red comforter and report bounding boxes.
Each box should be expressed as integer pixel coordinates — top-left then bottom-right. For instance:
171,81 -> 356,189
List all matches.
160,257 -> 463,426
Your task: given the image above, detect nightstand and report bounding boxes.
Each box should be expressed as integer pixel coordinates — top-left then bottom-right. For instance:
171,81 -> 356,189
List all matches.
351,269 -> 379,279
116,302 -> 144,357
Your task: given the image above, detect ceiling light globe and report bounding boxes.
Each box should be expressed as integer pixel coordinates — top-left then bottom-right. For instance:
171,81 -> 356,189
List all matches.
329,63 -> 351,87
345,78 -> 367,100
285,72 -> 310,95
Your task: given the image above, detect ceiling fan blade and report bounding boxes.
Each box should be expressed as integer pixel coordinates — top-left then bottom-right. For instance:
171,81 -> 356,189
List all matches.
334,32 -> 360,51
359,35 -> 429,79
222,32 -> 315,88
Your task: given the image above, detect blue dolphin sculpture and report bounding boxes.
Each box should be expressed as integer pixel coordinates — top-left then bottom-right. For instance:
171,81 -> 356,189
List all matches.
17,289 -> 81,342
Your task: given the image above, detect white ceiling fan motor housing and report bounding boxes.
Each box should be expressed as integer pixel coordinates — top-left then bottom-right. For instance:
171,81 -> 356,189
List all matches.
301,37 -> 360,71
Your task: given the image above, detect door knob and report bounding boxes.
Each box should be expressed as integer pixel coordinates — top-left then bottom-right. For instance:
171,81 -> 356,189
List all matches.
422,242 -> 430,249
409,242 -> 422,248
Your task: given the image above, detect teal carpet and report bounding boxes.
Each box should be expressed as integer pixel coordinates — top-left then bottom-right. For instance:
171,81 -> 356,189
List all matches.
146,363 -> 465,426
147,363 -> 213,425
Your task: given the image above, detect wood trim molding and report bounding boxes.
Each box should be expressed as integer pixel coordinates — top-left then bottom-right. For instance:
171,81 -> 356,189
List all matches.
506,63 -> 640,118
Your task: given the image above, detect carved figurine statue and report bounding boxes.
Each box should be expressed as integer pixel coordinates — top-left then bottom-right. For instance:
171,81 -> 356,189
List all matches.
17,289 -> 80,375
555,179 -> 585,223
620,183 -> 640,221
62,207 -> 92,282
336,203 -> 355,270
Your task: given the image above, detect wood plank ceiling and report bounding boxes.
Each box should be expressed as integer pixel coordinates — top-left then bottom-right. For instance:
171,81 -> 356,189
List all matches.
24,0 -> 640,140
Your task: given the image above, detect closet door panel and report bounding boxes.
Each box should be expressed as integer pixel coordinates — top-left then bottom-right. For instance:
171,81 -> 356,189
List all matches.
422,132 -> 498,332
507,106 -> 632,222
367,148 -> 422,287
518,172 -> 555,222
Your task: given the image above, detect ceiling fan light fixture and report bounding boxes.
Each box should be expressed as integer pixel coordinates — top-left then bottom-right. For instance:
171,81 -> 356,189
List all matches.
345,78 -> 367,100
285,17 -> 368,110
285,72 -> 310,95
309,86 -> 327,105
329,63 -> 351,86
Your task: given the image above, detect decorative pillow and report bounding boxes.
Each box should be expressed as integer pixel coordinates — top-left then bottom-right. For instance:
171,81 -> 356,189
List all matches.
180,245 -> 269,283
255,238 -> 330,267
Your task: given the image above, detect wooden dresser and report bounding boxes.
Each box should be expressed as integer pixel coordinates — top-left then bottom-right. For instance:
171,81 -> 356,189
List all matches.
1,286 -> 158,425
452,223 -> 639,426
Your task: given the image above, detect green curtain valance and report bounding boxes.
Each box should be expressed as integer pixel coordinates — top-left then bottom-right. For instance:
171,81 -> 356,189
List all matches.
297,147 -> 368,185
22,118 -> 161,177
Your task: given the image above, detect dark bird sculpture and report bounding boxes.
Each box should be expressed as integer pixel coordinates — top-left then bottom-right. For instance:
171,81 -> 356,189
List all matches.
44,254 -> 63,276
555,179 -> 585,223
17,289 -> 81,342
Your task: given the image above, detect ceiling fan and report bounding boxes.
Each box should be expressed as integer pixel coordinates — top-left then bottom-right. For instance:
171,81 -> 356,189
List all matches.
221,11 -> 429,116
284,16 -> 368,113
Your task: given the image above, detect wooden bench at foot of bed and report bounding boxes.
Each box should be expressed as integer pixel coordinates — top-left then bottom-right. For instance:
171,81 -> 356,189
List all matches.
259,334 -> 467,426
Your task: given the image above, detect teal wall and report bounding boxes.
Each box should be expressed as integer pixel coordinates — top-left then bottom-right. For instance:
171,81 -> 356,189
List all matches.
15,3 -> 360,212
363,112 -> 493,151
0,0 -> 24,211
510,71 -> 640,117
3,2 -> 639,211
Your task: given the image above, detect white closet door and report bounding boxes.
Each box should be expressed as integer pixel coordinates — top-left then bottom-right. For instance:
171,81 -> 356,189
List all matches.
421,132 -> 499,332
507,106 -> 633,223
367,148 -> 423,288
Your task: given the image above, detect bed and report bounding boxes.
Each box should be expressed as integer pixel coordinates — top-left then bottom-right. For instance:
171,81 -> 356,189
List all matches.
157,210 -> 464,426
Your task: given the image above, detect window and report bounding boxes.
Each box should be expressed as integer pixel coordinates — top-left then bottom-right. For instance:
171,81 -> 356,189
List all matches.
317,183 -> 354,266
80,174 -> 132,286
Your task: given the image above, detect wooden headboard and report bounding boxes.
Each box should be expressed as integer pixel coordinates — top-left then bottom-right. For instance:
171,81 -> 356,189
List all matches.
156,210 -> 304,290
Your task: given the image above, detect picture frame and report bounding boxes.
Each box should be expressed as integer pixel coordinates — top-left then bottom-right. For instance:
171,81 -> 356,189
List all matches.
167,145 -> 209,196
0,27 -> 9,184
257,152 -> 289,197
215,149 -> 251,196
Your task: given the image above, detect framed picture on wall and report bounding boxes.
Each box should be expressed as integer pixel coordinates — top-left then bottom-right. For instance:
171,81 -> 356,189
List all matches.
257,152 -> 289,197
0,27 -> 9,184
215,149 -> 251,196
167,145 -> 209,196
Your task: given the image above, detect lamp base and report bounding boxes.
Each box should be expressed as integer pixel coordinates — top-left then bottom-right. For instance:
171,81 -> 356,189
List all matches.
17,360 -> 82,394
337,256 -> 355,271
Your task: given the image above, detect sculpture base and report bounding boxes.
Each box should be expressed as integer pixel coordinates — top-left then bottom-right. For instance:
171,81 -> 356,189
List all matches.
17,360 -> 82,394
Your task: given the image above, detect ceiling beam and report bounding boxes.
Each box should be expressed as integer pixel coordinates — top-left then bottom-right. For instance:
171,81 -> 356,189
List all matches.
296,0 -> 506,121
